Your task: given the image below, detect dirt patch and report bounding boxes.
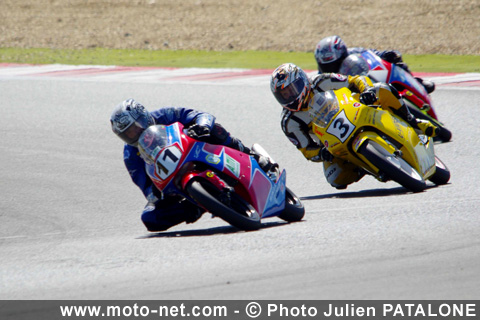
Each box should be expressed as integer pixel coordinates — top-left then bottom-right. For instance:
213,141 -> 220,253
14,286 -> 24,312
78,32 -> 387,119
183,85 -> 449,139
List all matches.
1,0 -> 479,55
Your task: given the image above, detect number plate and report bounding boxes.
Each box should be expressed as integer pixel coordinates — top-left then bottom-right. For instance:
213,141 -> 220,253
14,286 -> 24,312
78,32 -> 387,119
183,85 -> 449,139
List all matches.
155,145 -> 182,180
326,110 -> 355,143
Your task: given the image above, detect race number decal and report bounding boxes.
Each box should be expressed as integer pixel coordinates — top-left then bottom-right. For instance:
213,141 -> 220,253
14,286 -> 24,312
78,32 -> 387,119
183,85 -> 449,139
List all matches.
326,110 -> 355,143
155,145 -> 182,180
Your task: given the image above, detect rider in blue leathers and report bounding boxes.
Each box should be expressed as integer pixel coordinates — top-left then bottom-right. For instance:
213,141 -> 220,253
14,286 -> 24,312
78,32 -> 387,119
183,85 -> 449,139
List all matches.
110,98 -> 269,232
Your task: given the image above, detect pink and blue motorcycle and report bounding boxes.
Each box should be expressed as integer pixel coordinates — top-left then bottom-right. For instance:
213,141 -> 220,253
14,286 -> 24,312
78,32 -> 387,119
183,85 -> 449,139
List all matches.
137,123 -> 305,231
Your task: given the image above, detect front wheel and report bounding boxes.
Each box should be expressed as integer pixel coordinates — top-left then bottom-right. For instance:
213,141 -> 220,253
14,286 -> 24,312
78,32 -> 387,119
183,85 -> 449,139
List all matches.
186,179 -> 261,231
359,141 -> 427,193
278,187 -> 305,222
428,156 -> 451,185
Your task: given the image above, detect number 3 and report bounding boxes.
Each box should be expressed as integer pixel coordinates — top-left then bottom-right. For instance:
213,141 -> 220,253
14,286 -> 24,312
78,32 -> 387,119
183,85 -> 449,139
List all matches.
326,110 -> 355,143
333,118 -> 350,139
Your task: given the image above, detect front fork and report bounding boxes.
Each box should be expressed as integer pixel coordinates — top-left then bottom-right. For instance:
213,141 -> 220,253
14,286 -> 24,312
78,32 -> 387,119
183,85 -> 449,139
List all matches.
181,170 -> 234,206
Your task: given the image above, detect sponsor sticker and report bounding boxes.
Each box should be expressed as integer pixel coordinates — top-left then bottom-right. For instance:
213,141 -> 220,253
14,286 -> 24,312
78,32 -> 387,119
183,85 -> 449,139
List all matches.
206,154 -> 221,165
225,155 -> 240,177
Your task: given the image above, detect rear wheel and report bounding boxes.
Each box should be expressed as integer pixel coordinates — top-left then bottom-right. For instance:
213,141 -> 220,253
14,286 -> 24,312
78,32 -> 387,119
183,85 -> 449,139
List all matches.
278,187 -> 305,222
428,156 -> 451,185
186,179 -> 261,231
359,141 -> 427,192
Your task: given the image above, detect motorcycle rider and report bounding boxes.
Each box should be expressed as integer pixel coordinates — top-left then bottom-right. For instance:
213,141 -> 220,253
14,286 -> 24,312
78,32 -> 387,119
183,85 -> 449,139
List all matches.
270,63 -> 437,189
314,35 -> 435,94
110,98 -> 274,232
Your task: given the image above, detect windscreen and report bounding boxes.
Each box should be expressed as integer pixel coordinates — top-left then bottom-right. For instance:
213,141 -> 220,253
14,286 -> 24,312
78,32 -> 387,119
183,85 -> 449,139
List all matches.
137,125 -> 170,164
339,54 -> 369,76
309,91 -> 339,128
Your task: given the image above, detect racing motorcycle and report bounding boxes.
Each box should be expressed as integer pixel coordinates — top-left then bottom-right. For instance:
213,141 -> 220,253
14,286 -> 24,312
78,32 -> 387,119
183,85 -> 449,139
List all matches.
309,87 -> 450,192
137,123 -> 305,231
339,50 -> 452,143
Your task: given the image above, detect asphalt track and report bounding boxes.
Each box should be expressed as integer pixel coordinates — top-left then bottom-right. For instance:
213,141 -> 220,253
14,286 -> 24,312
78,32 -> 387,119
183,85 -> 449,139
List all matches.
1,66 -> 480,300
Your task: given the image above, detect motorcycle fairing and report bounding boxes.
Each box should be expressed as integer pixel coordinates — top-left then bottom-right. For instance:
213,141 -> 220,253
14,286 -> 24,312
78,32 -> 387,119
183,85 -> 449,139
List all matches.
388,60 -> 429,99
142,123 -> 288,217
360,50 -> 436,119
184,142 -> 287,216
316,88 -> 437,180
249,165 -> 287,218
360,50 -> 388,83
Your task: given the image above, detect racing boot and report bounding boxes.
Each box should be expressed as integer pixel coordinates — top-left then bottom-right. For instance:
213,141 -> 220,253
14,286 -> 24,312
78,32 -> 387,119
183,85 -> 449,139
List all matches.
251,151 -> 279,173
396,102 -> 438,137
415,119 -> 439,137
182,200 -> 205,224
415,77 -> 436,94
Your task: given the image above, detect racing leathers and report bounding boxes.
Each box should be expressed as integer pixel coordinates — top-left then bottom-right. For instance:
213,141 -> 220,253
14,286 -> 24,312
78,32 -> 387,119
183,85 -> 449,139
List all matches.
281,73 -> 372,189
281,73 -> 372,160
123,107 -> 250,232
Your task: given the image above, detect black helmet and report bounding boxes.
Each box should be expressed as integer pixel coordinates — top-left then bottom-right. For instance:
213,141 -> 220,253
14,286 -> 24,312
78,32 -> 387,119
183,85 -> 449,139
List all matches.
110,99 -> 155,146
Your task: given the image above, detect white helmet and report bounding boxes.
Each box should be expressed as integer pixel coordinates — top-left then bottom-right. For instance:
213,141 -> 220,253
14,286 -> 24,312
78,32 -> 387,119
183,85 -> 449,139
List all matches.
314,36 -> 348,73
270,63 -> 311,112
110,99 -> 155,146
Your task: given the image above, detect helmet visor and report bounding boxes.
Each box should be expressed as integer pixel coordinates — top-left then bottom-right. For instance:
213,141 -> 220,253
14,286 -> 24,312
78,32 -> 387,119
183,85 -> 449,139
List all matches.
117,122 -> 146,146
318,59 -> 343,73
273,77 -> 306,109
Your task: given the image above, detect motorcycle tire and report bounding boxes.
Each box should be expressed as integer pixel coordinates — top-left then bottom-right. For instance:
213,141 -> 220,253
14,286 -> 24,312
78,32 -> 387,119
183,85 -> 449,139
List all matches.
428,156 -> 451,185
186,179 -> 261,231
408,104 -> 452,143
359,140 -> 427,193
278,187 -> 305,222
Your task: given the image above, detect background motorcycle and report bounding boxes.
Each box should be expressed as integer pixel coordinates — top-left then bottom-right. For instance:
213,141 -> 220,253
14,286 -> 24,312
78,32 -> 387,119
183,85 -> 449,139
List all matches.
339,50 -> 452,143
309,88 -> 450,192
137,123 -> 305,231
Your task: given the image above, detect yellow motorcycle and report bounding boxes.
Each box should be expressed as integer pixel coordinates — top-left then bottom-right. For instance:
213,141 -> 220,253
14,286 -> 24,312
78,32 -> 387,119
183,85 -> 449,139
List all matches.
309,87 -> 450,192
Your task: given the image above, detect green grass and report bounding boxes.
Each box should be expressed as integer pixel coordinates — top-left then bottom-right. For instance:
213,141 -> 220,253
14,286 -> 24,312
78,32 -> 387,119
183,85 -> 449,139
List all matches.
1,47 -> 479,73
403,54 -> 480,73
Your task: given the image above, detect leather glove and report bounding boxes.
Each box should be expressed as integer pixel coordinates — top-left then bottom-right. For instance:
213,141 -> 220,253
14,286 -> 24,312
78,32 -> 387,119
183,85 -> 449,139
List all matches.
320,147 -> 333,162
187,124 -> 210,139
360,89 -> 378,105
380,50 -> 403,64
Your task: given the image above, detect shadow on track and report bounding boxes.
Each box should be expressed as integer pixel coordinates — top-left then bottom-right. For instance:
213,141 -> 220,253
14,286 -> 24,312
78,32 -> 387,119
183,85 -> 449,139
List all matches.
138,220 -> 293,238
300,184 -> 440,201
